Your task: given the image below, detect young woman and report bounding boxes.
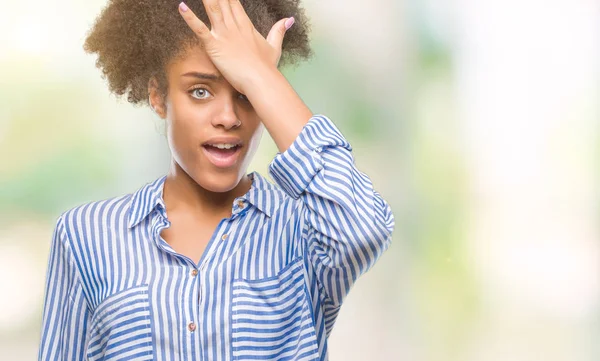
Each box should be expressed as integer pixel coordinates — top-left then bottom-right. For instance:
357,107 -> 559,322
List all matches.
38,0 -> 395,360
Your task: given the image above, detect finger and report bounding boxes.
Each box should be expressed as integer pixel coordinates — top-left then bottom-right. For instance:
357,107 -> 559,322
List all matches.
229,0 -> 253,30
266,17 -> 294,50
179,2 -> 212,43
217,0 -> 236,28
200,0 -> 224,29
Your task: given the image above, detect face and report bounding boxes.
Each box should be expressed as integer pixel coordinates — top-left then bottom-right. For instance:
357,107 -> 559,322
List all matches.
150,44 -> 264,193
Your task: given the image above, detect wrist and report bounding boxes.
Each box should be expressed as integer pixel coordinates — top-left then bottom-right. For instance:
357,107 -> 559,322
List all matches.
242,63 -> 282,95
243,65 -> 313,152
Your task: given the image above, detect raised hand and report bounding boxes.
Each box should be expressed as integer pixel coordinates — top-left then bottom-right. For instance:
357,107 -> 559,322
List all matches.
178,0 -> 294,95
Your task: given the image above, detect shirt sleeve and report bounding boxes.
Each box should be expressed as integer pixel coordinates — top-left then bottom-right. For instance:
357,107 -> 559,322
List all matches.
268,114 -> 395,306
38,215 -> 91,361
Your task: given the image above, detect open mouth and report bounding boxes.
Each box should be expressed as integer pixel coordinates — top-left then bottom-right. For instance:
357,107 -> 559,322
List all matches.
202,143 -> 243,168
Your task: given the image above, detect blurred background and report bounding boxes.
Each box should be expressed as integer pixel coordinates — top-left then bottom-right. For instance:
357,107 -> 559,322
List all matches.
0,0 -> 598,359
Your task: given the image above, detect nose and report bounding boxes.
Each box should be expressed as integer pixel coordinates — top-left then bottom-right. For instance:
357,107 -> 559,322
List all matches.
211,97 -> 241,130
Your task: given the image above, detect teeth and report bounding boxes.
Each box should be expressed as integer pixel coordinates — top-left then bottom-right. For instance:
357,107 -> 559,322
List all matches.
208,143 -> 237,149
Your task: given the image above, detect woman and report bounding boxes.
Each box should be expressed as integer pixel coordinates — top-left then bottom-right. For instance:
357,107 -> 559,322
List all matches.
38,0 -> 395,360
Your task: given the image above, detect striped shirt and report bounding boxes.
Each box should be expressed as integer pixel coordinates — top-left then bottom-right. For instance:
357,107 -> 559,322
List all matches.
38,114 -> 395,361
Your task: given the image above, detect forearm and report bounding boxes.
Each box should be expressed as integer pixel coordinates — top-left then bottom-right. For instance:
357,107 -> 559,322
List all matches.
244,65 -> 313,153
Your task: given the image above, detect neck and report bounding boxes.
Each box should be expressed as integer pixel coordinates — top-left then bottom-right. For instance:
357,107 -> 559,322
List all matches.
162,162 -> 251,217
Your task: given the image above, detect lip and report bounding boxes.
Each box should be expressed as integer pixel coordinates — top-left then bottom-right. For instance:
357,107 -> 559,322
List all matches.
202,136 -> 243,147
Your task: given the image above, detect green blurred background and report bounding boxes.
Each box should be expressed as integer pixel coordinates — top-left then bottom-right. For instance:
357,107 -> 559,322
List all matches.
0,0 -> 598,360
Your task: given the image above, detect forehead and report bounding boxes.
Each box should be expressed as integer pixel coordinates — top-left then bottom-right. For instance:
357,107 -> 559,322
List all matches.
167,44 -> 219,76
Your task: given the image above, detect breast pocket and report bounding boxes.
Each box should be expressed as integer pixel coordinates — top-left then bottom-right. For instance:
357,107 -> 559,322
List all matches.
231,257 -> 320,361
86,285 -> 153,361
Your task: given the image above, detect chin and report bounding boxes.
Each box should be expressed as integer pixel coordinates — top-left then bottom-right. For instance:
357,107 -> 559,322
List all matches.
192,168 -> 246,194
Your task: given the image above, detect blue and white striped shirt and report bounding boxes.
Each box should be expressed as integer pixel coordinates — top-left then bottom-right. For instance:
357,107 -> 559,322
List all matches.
39,114 -> 395,361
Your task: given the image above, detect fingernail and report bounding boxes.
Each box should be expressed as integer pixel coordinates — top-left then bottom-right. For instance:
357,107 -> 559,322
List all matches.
179,2 -> 188,12
284,17 -> 295,30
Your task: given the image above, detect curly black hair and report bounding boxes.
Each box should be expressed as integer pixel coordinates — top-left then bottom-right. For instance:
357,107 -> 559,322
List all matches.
84,0 -> 312,104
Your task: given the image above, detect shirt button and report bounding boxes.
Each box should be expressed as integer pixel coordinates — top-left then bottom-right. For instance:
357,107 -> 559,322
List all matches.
191,269 -> 198,277
221,234 -> 228,241
237,200 -> 244,208
188,322 -> 196,332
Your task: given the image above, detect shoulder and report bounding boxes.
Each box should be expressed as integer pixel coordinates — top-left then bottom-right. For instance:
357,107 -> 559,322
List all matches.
57,175 -> 166,233
58,192 -> 133,238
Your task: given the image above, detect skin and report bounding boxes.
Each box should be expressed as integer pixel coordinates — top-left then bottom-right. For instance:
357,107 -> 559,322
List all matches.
147,0 -> 314,264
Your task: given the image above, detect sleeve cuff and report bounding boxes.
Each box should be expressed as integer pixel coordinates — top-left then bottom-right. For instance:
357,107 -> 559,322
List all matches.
268,114 -> 351,199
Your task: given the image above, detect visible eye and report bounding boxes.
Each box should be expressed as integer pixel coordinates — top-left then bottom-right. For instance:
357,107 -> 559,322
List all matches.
238,93 -> 249,102
189,87 -> 212,100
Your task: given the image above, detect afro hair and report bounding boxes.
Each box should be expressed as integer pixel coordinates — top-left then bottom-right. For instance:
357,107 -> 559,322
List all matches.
84,0 -> 312,104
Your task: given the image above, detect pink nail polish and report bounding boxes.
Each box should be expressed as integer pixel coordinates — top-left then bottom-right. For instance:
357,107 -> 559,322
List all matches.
179,2 -> 188,12
284,17 -> 295,30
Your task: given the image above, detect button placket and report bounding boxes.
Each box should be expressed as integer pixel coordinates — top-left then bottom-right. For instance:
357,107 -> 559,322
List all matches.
196,221 -> 231,307
185,260 -> 201,340
196,261 -> 208,306
185,277 -> 200,355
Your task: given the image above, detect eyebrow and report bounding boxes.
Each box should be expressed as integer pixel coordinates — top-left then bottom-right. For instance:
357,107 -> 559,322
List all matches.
181,71 -> 224,81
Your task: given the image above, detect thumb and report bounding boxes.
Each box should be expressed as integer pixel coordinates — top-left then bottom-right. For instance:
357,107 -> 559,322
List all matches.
266,17 -> 294,50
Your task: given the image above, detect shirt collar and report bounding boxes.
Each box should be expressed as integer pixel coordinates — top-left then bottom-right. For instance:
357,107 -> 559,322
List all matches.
127,171 -> 285,229
127,174 -> 168,229
242,171 -> 286,218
